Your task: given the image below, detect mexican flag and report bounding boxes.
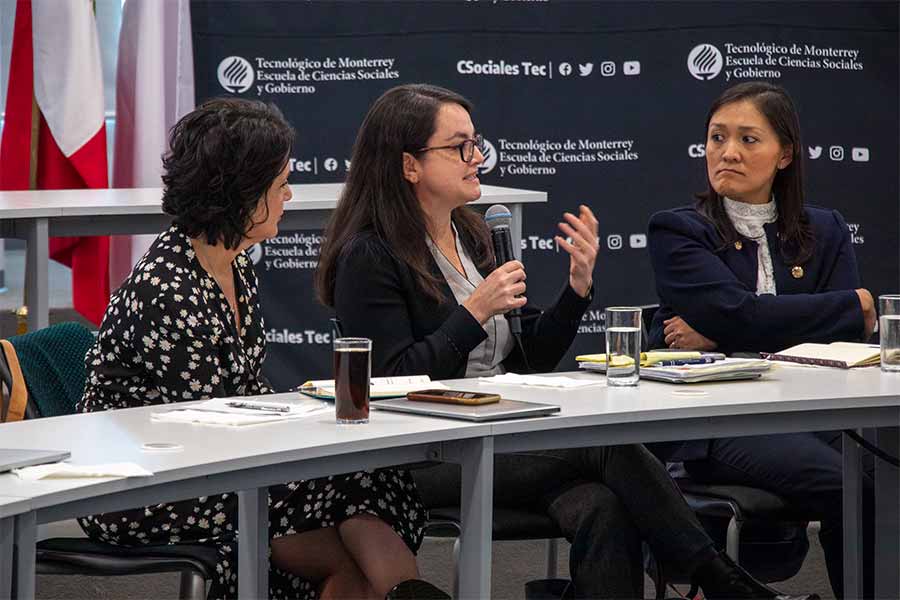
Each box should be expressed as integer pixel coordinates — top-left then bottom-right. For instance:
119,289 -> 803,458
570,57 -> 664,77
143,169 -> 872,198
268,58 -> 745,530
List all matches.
0,0 -> 110,325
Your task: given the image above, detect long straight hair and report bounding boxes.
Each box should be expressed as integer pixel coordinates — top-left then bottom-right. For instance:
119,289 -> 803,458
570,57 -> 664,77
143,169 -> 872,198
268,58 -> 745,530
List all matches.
695,81 -> 815,264
316,84 -> 492,307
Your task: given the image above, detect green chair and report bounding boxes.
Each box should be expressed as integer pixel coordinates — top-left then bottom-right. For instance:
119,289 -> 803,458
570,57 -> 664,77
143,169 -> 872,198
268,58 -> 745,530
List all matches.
2,322 -> 219,600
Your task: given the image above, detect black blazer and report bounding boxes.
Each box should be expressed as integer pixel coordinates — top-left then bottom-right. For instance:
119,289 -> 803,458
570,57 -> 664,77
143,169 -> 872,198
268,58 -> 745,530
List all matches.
647,204 -> 864,462
647,204 -> 864,355
333,232 -> 591,379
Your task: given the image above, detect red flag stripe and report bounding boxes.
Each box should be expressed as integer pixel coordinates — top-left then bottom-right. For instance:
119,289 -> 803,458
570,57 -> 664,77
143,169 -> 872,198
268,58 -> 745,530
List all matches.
0,0 -> 34,191
0,0 -> 111,326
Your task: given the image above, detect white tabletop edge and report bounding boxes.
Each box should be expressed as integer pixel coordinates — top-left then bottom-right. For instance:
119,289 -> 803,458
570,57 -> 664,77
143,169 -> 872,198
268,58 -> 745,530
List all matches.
0,184 -> 546,218
3,367 -> 898,517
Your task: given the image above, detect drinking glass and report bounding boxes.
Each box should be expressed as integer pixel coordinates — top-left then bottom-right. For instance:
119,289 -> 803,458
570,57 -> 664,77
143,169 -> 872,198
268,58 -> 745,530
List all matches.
333,337 -> 371,423
605,307 -> 641,386
879,295 -> 900,372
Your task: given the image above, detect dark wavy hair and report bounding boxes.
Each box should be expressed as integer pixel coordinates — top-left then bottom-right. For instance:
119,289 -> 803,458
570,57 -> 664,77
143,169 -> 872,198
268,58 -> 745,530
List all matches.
695,81 -> 814,264
316,84 -> 492,307
161,98 -> 295,249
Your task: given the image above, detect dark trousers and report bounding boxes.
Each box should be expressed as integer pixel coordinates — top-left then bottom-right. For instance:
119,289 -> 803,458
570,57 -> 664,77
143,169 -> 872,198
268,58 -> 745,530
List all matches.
416,444 -> 716,599
682,431 -> 875,599
498,445 -> 716,599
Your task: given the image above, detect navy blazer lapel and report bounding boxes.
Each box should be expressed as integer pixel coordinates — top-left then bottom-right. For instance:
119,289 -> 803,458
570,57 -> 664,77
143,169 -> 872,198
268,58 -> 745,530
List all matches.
764,223 -> 807,295
721,239 -> 758,291
765,223 -> 790,294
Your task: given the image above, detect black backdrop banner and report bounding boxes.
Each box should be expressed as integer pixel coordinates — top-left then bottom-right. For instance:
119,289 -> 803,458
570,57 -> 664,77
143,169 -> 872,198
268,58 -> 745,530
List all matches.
190,1 -> 899,390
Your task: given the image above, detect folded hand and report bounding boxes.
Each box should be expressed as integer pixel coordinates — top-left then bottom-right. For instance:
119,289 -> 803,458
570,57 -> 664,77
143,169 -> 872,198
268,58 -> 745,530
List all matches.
663,316 -> 717,351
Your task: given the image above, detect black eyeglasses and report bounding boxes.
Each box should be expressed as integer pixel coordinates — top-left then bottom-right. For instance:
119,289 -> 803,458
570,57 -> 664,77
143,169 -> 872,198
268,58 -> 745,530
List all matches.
416,134 -> 484,164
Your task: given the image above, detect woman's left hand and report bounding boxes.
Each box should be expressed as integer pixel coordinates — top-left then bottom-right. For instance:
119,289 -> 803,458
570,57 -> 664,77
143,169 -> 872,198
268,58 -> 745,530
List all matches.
663,316 -> 718,351
555,205 -> 598,298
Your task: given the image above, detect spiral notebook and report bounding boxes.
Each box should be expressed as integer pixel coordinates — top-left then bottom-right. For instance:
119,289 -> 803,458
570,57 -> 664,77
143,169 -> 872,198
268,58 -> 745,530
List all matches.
579,357 -> 770,383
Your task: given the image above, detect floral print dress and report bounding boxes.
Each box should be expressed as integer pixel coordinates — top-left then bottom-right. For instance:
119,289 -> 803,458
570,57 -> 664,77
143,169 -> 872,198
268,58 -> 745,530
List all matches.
77,225 -> 425,599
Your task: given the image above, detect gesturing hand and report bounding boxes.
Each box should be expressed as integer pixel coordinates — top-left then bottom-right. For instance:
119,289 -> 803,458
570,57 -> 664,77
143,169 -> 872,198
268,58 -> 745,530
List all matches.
463,260 -> 527,325
555,205 -> 598,298
663,316 -> 718,351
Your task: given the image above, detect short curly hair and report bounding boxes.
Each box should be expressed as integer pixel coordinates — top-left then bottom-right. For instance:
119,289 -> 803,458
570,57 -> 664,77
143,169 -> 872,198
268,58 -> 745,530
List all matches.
161,98 -> 295,249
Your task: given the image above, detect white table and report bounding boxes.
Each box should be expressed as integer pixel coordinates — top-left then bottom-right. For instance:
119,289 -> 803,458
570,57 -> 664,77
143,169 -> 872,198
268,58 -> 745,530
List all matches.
2,367 -> 899,600
0,404 -> 492,599
0,184 -> 546,330
435,367 -> 900,600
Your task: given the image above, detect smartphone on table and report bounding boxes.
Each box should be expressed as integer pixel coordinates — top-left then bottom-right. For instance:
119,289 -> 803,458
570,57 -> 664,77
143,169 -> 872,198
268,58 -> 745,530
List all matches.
406,389 -> 501,406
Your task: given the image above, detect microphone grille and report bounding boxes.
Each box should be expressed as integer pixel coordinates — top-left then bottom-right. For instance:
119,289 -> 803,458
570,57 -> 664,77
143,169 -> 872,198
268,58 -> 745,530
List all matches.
484,204 -> 512,229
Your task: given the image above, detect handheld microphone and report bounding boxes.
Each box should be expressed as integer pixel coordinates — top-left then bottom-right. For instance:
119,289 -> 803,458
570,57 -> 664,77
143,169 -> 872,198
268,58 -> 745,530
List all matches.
484,204 -> 522,335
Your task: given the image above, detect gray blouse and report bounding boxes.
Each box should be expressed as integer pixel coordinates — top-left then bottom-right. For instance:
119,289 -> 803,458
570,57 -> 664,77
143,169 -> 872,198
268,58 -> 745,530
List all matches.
427,226 -> 515,377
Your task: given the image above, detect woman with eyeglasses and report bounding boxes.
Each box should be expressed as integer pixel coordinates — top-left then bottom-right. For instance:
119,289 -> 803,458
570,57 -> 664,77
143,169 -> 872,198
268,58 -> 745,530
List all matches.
315,83 -> 816,600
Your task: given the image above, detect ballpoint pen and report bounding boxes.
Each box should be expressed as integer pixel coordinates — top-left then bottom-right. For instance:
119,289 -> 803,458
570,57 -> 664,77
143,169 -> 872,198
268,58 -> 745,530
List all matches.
226,401 -> 291,413
654,357 -> 716,367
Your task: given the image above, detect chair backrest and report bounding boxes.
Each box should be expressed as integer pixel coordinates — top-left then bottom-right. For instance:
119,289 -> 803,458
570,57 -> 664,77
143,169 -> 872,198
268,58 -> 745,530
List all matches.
0,322 -> 95,418
639,304 -> 660,352
330,317 -> 344,339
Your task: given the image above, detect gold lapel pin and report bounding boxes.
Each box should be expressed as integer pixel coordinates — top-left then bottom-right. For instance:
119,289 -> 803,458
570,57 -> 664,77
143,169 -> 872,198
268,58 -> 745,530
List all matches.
734,240 -> 743,251
791,265 -> 804,279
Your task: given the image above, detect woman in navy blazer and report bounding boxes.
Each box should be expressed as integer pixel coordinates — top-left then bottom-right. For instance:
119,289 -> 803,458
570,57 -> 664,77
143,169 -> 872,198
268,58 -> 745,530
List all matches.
647,81 -> 876,598
648,204 -> 867,355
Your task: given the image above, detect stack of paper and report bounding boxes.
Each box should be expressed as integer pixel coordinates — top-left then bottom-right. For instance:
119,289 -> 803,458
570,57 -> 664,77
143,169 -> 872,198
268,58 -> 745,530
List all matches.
578,356 -> 770,383
152,393 -> 330,426
299,375 -> 447,400
640,358 -> 771,383
14,463 -> 153,480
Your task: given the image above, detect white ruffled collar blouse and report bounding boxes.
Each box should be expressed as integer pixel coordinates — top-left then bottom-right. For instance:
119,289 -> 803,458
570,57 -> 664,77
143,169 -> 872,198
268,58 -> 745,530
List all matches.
723,196 -> 778,295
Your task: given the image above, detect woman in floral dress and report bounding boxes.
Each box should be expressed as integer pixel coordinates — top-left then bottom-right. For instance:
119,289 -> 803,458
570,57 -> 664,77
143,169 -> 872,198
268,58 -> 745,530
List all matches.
77,98 -> 433,600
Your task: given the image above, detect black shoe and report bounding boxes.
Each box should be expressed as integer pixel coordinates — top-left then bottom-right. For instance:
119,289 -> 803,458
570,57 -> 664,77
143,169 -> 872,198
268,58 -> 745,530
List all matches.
385,578 -> 451,600
692,553 -> 820,600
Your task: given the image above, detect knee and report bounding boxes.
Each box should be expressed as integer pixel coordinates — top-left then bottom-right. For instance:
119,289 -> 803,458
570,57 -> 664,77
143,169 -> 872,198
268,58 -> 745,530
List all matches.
585,495 -> 639,547
269,535 -> 294,571
563,485 -> 641,553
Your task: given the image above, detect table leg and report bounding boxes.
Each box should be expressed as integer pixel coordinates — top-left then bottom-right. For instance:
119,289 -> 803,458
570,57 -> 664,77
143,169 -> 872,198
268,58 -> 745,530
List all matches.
876,427 -> 899,599
842,430 -> 863,599
457,437 -> 494,599
0,517 -> 13,600
237,488 -> 268,600
510,204 -> 523,261
12,512 -> 35,600
24,218 -> 49,331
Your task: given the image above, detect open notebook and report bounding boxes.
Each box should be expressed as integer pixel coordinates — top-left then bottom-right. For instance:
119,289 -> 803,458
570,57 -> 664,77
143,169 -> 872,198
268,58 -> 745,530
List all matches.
764,342 -> 881,369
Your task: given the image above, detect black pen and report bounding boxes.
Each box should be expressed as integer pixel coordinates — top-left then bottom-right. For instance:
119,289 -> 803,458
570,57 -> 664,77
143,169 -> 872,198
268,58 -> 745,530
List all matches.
655,358 -> 716,367
226,401 -> 291,413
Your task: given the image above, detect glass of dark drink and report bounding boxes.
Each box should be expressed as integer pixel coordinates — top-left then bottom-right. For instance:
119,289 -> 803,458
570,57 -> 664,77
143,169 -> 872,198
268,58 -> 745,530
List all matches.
333,337 -> 371,424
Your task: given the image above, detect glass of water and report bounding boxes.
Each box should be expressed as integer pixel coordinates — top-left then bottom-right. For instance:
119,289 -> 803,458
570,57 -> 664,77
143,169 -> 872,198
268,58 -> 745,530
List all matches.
606,307 -> 642,386
879,295 -> 900,372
